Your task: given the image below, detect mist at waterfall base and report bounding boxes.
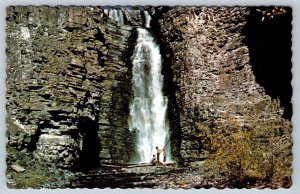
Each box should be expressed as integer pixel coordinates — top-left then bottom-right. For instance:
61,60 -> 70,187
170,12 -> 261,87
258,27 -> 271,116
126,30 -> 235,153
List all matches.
104,8 -> 171,163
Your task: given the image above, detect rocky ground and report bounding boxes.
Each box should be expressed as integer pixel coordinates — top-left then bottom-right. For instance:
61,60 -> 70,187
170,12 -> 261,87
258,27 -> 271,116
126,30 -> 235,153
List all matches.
6,145 -> 74,188
7,145 -> 289,189
7,145 -> 220,189
68,164 -> 221,189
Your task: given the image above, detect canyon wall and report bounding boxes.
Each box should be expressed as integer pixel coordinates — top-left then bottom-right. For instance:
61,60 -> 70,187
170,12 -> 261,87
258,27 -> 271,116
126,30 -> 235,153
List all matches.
6,6 -> 292,167
6,6 -> 137,167
158,7 -> 292,163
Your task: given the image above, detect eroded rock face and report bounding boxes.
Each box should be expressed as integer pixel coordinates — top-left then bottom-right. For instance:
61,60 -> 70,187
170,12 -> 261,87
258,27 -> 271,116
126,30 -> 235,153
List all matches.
6,6 -> 292,168
6,6 -> 136,167
158,7 -> 292,163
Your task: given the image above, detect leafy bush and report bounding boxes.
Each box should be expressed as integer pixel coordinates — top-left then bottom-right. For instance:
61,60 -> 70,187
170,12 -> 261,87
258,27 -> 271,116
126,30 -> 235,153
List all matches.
199,103 -> 292,188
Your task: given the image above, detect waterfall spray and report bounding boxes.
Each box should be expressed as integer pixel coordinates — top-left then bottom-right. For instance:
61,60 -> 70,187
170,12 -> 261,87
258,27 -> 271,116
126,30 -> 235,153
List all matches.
129,28 -> 171,163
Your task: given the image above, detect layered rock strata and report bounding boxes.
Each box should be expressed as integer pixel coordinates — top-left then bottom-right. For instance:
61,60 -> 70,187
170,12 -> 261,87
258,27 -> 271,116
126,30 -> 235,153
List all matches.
6,6 -> 292,168
158,7 -> 292,163
6,6 -> 136,167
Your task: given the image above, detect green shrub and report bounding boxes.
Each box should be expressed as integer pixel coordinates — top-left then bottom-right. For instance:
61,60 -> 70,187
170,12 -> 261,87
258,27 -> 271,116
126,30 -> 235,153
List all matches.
199,108 -> 292,188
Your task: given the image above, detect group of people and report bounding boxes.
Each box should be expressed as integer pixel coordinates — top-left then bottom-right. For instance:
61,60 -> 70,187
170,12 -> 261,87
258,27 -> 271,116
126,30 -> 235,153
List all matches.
149,146 -> 166,166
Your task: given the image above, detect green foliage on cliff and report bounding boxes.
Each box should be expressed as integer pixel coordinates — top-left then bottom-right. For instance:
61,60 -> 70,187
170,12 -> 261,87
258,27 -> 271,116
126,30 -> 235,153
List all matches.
7,146 -> 52,188
199,101 -> 292,188
7,145 -> 74,188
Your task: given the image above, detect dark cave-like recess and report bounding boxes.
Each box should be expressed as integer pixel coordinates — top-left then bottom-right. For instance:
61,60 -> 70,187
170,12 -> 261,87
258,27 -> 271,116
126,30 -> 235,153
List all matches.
244,7 -> 293,119
76,116 -> 100,169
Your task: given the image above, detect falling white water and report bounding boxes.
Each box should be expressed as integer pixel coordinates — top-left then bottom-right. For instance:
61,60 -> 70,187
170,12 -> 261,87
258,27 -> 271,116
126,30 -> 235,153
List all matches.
129,28 -> 171,163
104,8 -> 152,28
104,8 -> 124,25
144,11 -> 151,28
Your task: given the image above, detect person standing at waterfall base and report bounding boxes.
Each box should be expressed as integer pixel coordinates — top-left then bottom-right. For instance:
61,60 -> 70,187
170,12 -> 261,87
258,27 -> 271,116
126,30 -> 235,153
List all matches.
150,154 -> 156,166
162,147 -> 167,162
156,146 -> 162,164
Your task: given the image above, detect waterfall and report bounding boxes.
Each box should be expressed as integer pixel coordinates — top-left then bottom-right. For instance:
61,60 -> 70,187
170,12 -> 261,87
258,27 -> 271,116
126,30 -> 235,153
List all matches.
129,28 -> 171,163
104,8 -> 151,28
144,11 -> 151,28
104,8 -> 124,25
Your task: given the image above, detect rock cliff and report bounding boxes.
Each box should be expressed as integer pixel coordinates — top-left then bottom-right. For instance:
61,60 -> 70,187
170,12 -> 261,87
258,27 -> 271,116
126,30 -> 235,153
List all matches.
6,6 -> 292,168
158,7 -> 292,163
6,6 -> 137,167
